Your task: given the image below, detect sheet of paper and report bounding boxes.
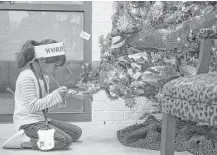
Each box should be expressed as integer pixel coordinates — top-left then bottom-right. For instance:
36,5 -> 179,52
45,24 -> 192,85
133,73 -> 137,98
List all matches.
80,31 -> 91,40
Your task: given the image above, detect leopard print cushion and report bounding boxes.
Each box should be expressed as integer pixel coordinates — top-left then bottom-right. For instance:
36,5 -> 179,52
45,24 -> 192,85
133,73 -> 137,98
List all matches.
161,72 -> 217,103
159,97 -> 217,126
158,72 -> 217,125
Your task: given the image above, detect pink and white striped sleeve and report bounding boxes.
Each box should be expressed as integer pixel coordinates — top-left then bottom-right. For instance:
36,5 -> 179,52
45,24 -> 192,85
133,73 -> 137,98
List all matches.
45,76 -> 66,109
17,73 -> 64,112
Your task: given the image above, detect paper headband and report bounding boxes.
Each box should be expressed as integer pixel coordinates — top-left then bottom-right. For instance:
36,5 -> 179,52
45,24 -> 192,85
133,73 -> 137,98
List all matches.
34,42 -> 65,59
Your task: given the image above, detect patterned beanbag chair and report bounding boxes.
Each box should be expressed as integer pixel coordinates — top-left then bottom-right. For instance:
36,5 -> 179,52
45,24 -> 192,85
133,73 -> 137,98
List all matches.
117,115 -> 217,155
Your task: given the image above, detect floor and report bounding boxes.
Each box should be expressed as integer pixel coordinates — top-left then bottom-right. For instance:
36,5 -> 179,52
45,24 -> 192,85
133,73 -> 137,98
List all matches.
0,123 -> 192,155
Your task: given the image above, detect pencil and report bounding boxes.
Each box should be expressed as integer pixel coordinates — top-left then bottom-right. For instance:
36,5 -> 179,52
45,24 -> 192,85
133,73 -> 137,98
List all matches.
50,75 -> 61,87
66,65 -> 73,75
6,87 -> 15,95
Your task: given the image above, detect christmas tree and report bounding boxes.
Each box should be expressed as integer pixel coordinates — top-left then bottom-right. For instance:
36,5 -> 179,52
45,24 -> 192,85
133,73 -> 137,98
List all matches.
77,1 -> 217,112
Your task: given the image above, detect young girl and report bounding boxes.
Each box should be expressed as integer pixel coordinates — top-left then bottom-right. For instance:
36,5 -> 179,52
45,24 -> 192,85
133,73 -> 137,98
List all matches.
3,39 -> 82,150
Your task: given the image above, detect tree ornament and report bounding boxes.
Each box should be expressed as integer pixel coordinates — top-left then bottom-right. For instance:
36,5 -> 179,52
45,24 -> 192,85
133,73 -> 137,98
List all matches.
130,8 -> 140,17
179,65 -> 196,76
164,13 -> 177,24
117,15 -> 129,32
181,13 -> 189,21
139,2 -> 150,19
108,69 -> 118,77
135,88 -> 145,95
111,27 -> 120,37
111,36 -> 125,49
128,1 -> 140,8
202,5 -> 214,15
153,1 -> 165,10
150,1 -> 165,20
102,40 -> 110,47
117,15 -> 138,34
101,52 -> 112,61
160,65 -> 178,77
192,5 -> 200,17
139,20 -> 155,37
126,1 -> 150,20
131,81 -> 146,87
187,30 -> 197,43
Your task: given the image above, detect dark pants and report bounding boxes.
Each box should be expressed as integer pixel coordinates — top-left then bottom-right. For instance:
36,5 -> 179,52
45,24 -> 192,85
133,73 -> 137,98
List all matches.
19,119 -> 82,150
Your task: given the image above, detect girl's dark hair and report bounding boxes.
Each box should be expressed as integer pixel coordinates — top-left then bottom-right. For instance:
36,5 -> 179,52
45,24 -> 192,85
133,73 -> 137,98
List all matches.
39,39 -> 66,67
17,40 -> 39,68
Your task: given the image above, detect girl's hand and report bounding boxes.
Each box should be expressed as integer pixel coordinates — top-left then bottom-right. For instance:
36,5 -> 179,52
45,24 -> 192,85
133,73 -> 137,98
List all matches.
74,90 -> 86,100
64,89 -> 78,100
65,89 -> 87,100
56,86 -> 68,99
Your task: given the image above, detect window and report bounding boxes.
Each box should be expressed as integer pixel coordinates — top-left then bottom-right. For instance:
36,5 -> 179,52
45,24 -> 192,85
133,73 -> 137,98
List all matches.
0,1 -> 92,122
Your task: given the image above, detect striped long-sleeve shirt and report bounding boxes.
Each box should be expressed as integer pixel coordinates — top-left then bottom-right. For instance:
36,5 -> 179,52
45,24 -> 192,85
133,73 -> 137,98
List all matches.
13,69 -> 66,130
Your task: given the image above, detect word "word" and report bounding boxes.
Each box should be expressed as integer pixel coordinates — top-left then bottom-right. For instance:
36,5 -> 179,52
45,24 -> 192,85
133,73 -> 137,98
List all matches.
45,46 -> 64,54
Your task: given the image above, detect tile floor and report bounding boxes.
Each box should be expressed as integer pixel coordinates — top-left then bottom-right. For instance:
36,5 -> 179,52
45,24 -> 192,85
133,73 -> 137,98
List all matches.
0,123 -> 192,155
